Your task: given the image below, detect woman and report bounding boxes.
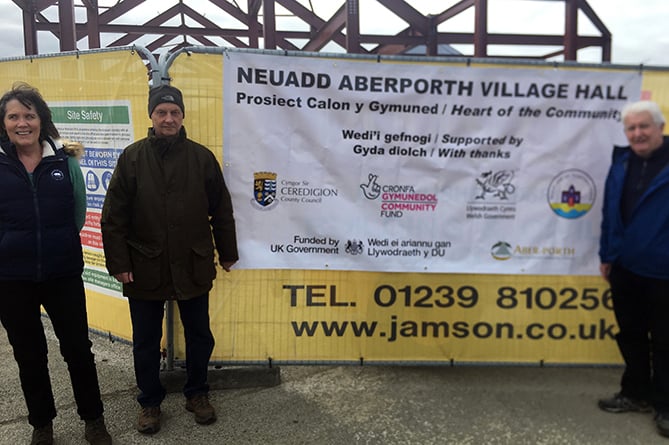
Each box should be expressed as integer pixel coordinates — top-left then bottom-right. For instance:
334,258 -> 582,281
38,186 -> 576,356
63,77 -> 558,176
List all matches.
0,83 -> 112,445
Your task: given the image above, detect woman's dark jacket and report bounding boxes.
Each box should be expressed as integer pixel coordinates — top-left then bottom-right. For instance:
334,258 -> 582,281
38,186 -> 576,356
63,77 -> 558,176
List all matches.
0,137 -> 83,281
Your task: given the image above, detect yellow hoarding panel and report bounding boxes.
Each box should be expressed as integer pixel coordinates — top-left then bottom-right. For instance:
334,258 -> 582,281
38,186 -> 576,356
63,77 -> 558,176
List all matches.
168,270 -> 619,365
165,51 -> 662,365
168,53 -> 225,165
641,70 -> 669,114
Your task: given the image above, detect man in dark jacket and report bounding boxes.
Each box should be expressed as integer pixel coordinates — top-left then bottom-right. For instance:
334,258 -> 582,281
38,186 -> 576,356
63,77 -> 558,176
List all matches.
101,85 -> 238,434
598,100 -> 669,438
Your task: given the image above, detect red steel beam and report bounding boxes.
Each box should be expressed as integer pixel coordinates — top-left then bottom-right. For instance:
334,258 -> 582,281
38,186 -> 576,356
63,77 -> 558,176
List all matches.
8,0 -> 613,63
376,0 -> 428,34
83,0 -> 100,49
302,4 -> 347,52
564,0 -> 578,61
57,0 -> 76,51
473,0 -> 487,58
263,0 -> 277,49
346,0 -> 360,53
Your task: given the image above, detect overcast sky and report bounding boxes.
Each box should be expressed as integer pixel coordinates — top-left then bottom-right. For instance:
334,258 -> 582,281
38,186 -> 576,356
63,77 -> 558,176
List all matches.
0,0 -> 667,66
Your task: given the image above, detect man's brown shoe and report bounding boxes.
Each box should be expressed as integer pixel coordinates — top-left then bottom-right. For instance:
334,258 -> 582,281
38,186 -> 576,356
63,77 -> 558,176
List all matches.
137,406 -> 161,434
185,393 -> 217,425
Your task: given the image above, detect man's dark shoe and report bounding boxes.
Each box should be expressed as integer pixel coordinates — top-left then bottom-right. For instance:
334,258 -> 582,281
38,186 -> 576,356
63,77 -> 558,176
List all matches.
31,421 -> 54,445
137,406 -> 161,434
185,393 -> 217,425
84,416 -> 112,444
657,412 -> 669,437
598,393 -> 652,413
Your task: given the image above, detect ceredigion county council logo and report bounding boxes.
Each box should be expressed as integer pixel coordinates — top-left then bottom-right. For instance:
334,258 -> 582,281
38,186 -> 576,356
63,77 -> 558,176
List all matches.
491,241 -> 513,260
252,171 -> 278,210
547,169 -> 596,219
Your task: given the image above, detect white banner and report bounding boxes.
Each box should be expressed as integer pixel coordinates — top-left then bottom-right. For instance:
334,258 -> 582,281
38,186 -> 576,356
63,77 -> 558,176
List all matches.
223,52 -> 641,274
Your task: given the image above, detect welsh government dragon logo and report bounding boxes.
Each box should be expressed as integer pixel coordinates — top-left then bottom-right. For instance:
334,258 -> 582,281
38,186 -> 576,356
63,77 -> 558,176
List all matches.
475,170 -> 516,200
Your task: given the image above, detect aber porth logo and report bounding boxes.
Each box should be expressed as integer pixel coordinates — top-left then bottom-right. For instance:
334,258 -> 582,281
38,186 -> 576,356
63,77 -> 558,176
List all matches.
491,241 -> 513,260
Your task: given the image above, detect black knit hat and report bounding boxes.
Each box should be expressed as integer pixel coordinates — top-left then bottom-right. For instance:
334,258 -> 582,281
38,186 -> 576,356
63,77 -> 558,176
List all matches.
148,85 -> 184,116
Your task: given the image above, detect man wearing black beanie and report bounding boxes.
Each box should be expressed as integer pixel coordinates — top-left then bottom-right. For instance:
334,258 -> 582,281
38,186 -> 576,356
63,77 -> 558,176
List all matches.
148,84 -> 185,118
101,84 -> 238,435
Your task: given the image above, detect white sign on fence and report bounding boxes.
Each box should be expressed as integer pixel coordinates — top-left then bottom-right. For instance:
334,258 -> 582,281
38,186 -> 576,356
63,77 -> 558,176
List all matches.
223,52 -> 640,274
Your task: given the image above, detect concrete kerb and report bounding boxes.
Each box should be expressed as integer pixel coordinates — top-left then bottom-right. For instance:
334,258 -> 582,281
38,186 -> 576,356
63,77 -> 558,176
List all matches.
160,365 -> 282,393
